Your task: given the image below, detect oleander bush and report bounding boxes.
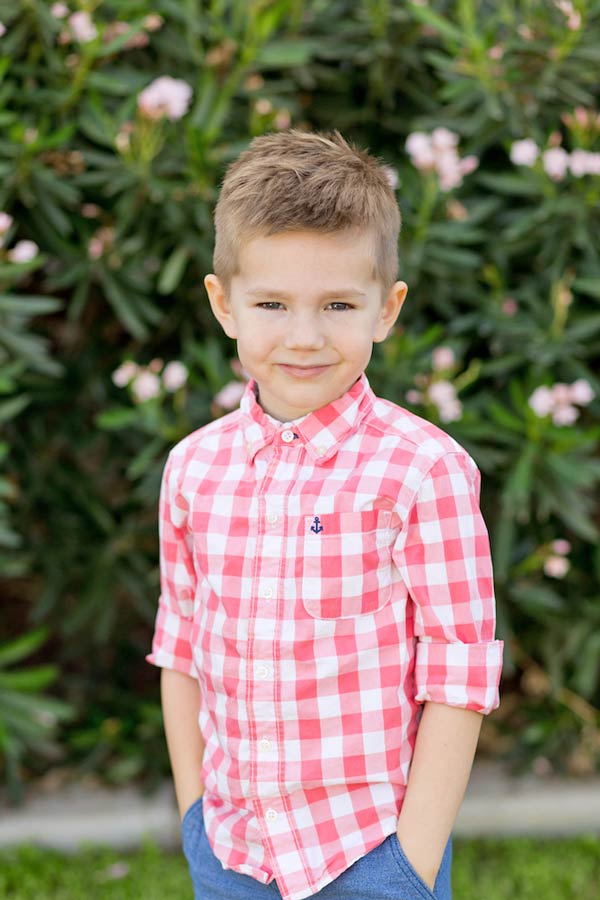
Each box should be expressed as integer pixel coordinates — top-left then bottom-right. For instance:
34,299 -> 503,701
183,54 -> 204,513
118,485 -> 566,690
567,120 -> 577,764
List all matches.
1,0 -> 599,800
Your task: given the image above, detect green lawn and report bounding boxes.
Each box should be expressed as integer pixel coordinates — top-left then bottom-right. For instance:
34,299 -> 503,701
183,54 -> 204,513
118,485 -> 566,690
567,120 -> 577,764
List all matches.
0,836 -> 599,899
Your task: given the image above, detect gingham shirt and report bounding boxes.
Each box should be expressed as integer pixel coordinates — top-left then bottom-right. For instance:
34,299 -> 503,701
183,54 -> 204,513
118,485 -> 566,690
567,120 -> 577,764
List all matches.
147,373 -> 503,900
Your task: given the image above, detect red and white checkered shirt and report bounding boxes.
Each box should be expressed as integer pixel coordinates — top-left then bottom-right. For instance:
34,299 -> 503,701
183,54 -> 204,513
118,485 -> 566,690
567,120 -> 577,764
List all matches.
147,373 -> 503,900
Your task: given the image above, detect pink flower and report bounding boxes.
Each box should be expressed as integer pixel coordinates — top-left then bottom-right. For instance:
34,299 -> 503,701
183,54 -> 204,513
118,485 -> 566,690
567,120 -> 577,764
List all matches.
517,24 -> 534,39
87,226 -> 114,260
551,539 -> 571,555
431,127 -> 459,150
0,212 -> 13,236
148,358 -> 164,373
88,237 -> 104,260
432,346 -> 456,371
569,378 -> 594,405
510,139 -> 539,166
569,149 -> 600,177
81,203 -> 101,218
7,239 -> 39,262
143,14 -> 164,32
542,147 -> 570,181
0,22 -> 6,37
68,11 -> 97,43
405,389 -> 422,404
405,132 -> 436,170
137,76 -> 193,121
112,361 -> 139,387
552,382 -> 572,405
131,370 -> 161,403
551,403 -> 578,425
438,400 -> 462,422
585,153 -> 600,175
162,361 -> 189,392
214,381 -> 245,410
528,385 -> 554,417
255,98 -> 273,115
427,380 -> 463,421
459,155 -> 479,176
275,109 -> 291,131
502,297 -> 518,315
51,3 -> 69,17
488,45 -> 504,60
555,1 -> 582,29
407,129 -> 477,191
543,555 -> 570,578
530,380 -> 594,424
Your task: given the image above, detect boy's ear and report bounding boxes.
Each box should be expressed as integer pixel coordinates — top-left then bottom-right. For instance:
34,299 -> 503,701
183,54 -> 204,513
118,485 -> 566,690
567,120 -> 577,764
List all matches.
373,280 -> 408,343
204,274 -> 238,339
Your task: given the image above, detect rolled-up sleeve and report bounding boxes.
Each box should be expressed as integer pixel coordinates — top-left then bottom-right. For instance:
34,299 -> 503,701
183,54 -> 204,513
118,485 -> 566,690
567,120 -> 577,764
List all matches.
393,450 -> 503,714
145,448 -> 197,676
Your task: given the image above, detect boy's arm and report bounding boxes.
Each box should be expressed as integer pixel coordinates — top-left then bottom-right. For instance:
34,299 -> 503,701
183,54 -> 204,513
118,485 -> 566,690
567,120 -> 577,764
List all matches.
395,701 -> 483,890
161,667 -> 206,819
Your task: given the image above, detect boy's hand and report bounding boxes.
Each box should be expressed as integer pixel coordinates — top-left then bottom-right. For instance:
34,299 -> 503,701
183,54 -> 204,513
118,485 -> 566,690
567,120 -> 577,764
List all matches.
394,703 -> 484,894
394,832 -> 437,892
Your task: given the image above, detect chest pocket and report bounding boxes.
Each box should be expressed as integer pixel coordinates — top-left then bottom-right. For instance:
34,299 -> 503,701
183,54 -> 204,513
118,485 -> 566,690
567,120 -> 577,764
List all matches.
300,510 -> 394,619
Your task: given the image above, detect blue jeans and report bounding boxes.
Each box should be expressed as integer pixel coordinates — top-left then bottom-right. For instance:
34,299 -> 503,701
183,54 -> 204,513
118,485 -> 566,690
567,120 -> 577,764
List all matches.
181,796 -> 452,899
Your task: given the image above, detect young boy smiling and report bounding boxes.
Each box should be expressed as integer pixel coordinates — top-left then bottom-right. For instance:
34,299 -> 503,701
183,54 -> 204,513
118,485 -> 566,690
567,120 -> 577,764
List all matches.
147,130 -> 503,900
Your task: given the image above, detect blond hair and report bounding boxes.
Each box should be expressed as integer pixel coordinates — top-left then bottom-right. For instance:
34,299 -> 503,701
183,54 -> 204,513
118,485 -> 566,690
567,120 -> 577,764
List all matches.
213,129 -> 401,295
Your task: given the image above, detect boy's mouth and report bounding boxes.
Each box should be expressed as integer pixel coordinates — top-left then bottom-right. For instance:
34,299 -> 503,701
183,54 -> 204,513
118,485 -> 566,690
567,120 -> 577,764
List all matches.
278,364 -> 332,379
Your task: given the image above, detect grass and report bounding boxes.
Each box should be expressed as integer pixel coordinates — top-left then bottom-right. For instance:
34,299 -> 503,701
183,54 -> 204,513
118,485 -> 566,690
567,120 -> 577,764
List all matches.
0,836 -> 599,898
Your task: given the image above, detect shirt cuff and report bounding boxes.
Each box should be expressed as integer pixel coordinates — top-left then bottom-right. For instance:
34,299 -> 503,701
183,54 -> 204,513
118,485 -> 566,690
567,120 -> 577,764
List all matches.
145,605 -> 196,678
414,638 -> 504,715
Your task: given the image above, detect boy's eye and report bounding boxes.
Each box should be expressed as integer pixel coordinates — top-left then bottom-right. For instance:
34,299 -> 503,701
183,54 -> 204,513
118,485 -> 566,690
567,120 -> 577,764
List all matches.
257,301 -> 284,310
326,302 -> 353,311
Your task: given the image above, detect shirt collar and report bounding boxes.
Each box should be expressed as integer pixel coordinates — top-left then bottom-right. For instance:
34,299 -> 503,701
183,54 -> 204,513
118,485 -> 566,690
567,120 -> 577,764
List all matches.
240,373 -> 374,464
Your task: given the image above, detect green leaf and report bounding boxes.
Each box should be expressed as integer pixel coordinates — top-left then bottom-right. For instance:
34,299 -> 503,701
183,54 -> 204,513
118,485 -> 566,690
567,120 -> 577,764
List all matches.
572,278 -> 600,300
0,666 -> 58,692
476,173 -> 542,197
0,294 -> 63,315
95,406 -> 139,430
256,39 -> 317,68
157,245 -> 190,295
407,2 -> 462,44
0,394 -> 31,424
0,629 -> 49,669
98,270 -> 149,340
502,442 -> 536,511
487,400 -> 525,434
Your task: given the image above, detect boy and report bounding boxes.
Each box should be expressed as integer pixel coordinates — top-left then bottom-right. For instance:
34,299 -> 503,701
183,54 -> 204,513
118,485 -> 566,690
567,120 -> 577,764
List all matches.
146,129 -> 503,900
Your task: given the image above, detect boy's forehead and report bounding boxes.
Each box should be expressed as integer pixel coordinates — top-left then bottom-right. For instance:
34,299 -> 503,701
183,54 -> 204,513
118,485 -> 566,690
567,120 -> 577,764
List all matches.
234,229 -> 377,289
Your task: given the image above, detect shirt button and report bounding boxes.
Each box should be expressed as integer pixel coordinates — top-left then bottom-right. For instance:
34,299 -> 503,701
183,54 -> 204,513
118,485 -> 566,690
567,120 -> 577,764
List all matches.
266,513 -> 278,524
263,587 -> 274,599
258,738 -> 272,752
255,664 -> 271,679
316,445 -> 327,456
281,429 -> 295,443
265,808 -> 278,822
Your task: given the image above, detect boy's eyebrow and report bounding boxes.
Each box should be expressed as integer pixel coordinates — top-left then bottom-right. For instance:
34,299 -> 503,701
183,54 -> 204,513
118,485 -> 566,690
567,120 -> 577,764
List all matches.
246,287 -> 367,300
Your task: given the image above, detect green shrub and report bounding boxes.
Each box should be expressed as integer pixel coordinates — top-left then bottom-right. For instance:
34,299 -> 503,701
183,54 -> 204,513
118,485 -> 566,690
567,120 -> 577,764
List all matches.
0,0 -> 599,794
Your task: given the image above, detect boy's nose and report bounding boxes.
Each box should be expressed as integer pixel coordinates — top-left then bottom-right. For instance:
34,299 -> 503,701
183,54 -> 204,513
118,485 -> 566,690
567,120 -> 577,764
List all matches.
283,315 -> 326,350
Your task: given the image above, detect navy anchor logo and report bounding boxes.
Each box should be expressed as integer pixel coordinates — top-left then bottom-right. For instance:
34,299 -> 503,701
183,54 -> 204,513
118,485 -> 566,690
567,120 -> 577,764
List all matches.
310,516 -> 323,534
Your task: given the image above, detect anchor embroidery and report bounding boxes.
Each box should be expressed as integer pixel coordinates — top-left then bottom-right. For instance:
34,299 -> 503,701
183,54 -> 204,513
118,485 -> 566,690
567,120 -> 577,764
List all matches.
310,516 -> 323,534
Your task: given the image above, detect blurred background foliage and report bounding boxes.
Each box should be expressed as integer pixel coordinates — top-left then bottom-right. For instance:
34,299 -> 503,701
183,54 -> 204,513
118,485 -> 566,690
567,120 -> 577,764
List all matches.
1,0 -> 599,802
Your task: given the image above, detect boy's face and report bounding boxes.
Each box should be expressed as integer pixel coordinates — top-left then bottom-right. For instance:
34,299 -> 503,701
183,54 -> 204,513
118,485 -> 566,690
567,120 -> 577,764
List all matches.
204,229 -> 407,422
